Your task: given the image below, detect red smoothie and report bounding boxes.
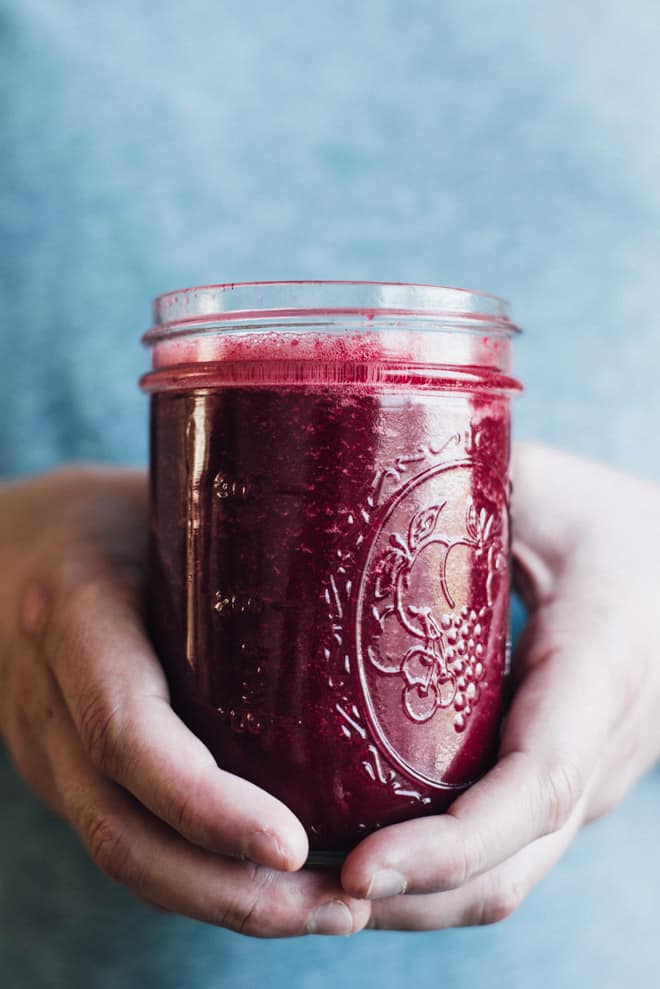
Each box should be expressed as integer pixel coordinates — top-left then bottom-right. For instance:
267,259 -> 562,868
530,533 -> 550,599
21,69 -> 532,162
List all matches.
142,283 -> 520,859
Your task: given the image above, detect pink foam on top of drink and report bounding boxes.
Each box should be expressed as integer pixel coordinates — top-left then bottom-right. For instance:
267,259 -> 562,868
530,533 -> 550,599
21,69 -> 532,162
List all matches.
153,328 -> 391,366
145,329 -> 517,400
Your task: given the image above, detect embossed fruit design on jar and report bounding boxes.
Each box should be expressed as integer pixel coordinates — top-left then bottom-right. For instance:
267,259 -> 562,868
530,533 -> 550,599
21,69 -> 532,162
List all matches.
140,281 -> 521,860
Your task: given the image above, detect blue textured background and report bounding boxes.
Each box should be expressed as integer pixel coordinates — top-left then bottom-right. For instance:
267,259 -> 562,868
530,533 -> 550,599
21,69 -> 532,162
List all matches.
1,1 -> 659,986
2,0 -> 660,476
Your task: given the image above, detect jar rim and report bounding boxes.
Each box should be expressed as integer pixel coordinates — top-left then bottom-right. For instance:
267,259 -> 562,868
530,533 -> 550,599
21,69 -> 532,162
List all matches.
144,280 -> 520,343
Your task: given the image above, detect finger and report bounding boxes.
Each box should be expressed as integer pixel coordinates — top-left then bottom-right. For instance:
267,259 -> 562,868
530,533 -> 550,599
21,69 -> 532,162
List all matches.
342,604 -> 611,898
368,803 -> 581,931
42,695 -> 370,937
42,572 -> 309,870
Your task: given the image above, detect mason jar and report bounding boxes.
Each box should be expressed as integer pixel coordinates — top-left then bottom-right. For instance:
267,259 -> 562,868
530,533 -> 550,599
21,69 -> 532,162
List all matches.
140,280 -> 522,862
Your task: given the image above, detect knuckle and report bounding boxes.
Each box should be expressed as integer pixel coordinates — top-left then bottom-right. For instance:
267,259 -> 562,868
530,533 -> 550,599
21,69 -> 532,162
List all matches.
170,762 -> 215,842
171,788 -> 199,842
84,812 -> 131,884
78,688 -> 124,775
216,863 -> 277,937
541,758 -> 584,834
49,560 -> 105,622
49,522 -> 144,611
586,776 -> 628,824
235,895 -> 266,938
441,839 -> 474,890
476,879 -> 524,926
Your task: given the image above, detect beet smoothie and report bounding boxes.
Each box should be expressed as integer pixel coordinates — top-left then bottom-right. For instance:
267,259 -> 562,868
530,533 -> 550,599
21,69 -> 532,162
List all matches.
141,282 -> 521,858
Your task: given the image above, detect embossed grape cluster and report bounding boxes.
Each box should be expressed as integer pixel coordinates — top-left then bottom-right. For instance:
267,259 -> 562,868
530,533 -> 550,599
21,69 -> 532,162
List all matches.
440,605 -> 488,733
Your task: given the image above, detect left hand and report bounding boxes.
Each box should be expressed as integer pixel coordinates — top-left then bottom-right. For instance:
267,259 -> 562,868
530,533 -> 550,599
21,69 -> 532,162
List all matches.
0,467 -> 371,938
340,442 -> 660,929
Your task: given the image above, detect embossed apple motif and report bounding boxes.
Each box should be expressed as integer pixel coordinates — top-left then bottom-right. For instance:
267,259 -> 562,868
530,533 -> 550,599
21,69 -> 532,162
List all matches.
369,494 -> 505,729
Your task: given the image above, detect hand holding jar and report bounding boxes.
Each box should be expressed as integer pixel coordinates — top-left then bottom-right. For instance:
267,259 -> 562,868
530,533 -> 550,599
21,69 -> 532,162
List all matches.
342,442 -> 660,927
0,466 -> 369,935
0,447 -> 659,934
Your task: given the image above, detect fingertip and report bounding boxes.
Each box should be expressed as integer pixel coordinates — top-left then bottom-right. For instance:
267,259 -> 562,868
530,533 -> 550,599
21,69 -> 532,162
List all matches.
277,810 -> 310,872
244,817 -> 309,872
352,895 -> 374,932
287,833 -> 310,872
305,896 -> 372,936
287,834 -> 310,872
338,825 -> 397,897
340,848 -> 374,900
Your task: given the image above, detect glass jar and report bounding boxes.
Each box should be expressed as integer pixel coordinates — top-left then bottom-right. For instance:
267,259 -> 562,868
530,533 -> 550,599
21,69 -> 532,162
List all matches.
140,281 -> 521,862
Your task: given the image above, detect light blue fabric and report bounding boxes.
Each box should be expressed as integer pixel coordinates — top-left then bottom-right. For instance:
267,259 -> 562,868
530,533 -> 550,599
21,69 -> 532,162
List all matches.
2,0 -> 660,479
2,1 -> 659,985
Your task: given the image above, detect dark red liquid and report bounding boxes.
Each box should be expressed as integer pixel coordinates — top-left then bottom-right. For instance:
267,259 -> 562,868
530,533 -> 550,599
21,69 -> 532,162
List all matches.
147,349 -> 512,857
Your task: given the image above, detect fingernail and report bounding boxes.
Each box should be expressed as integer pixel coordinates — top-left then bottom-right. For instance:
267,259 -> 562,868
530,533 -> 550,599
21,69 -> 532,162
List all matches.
245,829 -> 285,867
306,899 -> 354,936
366,869 -> 407,899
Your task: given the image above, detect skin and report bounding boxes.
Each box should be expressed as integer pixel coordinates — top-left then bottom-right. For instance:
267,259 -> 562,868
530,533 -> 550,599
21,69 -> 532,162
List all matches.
1,442 -> 659,936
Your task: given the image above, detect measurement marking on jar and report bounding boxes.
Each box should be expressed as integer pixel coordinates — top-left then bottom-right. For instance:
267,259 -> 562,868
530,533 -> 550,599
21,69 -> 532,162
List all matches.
214,590 -> 263,616
213,472 -> 262,500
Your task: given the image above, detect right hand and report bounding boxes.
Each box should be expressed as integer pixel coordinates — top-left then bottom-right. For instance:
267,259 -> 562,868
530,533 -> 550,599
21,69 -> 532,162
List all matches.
0,466 -> 371,937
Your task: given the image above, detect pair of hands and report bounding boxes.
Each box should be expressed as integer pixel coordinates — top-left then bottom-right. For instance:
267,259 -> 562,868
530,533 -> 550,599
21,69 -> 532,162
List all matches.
1,444 -> 659,937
